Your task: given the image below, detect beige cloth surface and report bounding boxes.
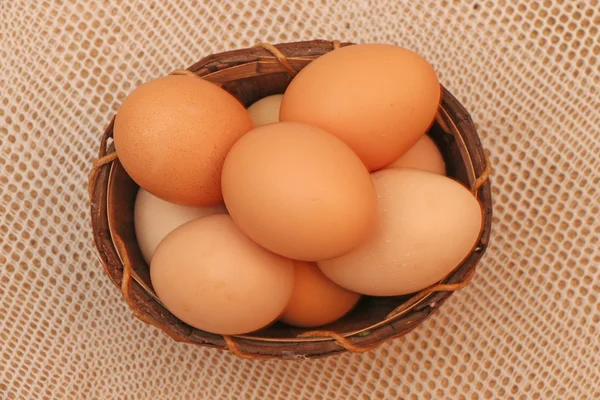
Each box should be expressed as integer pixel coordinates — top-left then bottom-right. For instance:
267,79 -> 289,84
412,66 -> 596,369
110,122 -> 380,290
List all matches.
1,0 -> 599,399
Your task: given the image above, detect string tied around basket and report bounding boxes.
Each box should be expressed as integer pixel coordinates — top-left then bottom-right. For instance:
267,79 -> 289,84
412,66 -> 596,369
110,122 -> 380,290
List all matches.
256,40 -> 341,77
471,150 -> 492,195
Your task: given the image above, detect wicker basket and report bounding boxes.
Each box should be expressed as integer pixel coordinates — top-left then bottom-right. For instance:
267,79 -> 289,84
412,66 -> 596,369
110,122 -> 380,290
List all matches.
89,40 -> 492,360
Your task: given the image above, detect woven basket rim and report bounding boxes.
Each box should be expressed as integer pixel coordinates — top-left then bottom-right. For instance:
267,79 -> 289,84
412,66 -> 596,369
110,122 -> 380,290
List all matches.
89,40 -> 493,359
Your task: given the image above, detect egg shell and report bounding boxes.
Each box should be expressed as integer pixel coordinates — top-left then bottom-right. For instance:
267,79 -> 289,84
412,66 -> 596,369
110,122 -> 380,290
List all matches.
150,214 -> 295,335
281,261 -> 361,328
221,122 -> 378,261
318,169 -> 483,296
280,44 -> 441,171
134,188 -> 227,264
247,94 -> 283,127
385,134 -> 446,175
114,75 -> 254,207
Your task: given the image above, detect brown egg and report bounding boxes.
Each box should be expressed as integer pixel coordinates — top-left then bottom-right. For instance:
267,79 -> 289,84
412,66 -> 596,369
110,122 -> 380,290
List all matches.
280,44 -> 441,171
150,214 -> 295,335
281,261 -> 361,328
318,169 -> 483,296
385,134 -> 446,175
114,75 -> 254,206
221,122 -> 378,261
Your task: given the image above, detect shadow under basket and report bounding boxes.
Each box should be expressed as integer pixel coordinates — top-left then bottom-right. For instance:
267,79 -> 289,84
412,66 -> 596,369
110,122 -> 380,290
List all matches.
89,40 -> 493,360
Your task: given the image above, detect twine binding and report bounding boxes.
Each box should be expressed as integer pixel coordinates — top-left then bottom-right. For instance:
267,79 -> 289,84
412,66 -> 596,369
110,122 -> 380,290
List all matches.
223,336 -> 278,360
471,150 -> 492,195
170,69 -> 198,77
256,42 -> 298,77
297,331 -> 380,353
88,118 -> 117,201
88,152 -> 117,200
256,40 -> 341,78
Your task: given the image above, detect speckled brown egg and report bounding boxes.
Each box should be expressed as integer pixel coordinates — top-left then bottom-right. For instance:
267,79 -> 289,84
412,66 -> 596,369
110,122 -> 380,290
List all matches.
114,75 -> 254,207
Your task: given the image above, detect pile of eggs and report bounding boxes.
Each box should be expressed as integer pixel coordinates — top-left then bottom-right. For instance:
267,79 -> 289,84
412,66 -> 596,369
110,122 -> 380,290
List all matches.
114,44 -> 483,335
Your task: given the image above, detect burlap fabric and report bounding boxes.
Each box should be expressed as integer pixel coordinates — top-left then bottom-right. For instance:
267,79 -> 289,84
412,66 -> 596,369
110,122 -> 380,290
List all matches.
1,1 -> 599,399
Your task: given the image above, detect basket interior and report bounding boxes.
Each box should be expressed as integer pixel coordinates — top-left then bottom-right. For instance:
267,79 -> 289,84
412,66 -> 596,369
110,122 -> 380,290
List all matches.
105,86 -> 477,341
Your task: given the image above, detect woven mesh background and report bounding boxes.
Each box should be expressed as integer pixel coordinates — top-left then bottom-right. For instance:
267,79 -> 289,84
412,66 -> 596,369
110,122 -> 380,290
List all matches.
1,0 -> 599,399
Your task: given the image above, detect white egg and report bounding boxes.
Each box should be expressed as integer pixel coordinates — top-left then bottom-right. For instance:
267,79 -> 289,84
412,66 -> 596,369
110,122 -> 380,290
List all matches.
134,188 -> 227,263
385,134 -> 446,175
247,94 -> 283,127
